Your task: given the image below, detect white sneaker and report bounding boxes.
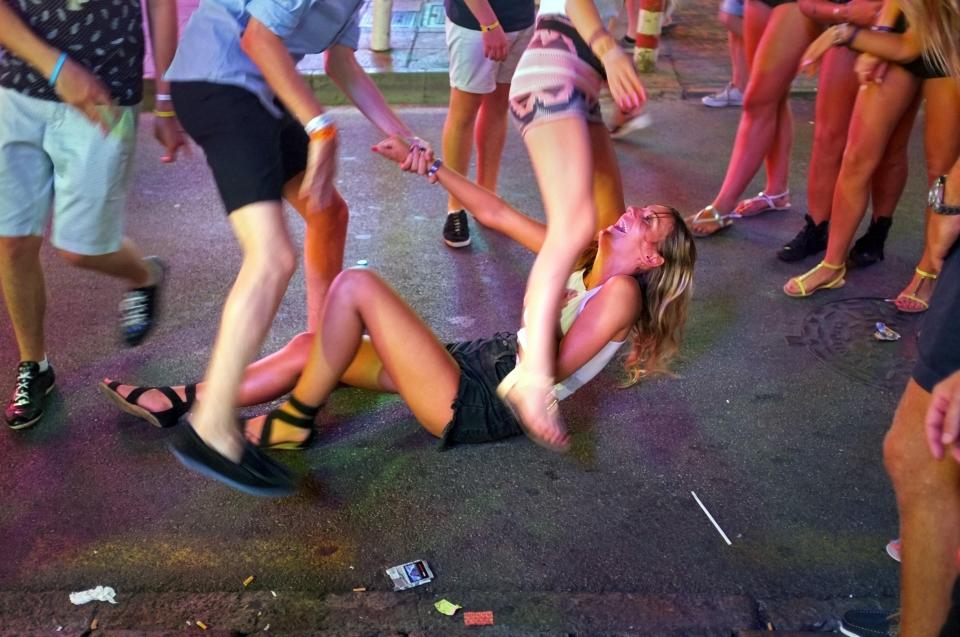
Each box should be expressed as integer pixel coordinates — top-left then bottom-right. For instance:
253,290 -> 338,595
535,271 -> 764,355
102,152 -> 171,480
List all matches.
701,84 -> 744,108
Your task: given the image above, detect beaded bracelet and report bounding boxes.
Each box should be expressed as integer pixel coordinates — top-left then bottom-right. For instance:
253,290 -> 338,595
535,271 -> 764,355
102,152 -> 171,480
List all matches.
480,20 -> 500,32
427,158 -> 442,178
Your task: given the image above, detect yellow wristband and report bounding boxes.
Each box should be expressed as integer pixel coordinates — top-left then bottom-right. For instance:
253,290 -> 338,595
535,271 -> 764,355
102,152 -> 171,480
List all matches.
480,20 -> 500,32
153,110 -> 176,118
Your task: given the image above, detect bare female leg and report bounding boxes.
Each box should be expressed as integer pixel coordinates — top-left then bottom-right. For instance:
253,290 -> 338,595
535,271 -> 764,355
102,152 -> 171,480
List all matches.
688,1 -> 818,235
504,116 -> 601,449
895,77 -> 960,312
246,268 -> 462,445
784,65 -> 921,294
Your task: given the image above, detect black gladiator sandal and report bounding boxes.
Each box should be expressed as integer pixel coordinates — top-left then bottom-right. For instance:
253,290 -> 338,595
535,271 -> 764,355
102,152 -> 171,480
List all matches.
252,394 -> 320,450
848,216 -> 892,268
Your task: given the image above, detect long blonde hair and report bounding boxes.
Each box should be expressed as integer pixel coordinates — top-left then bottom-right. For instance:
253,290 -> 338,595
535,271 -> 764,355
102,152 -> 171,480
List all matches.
901,0 -> 960,81
576,207 -> 697,386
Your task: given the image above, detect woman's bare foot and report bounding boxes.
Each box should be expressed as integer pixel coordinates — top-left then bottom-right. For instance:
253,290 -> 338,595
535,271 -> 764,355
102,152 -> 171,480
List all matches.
498,370 -> 569,452
99,379 -> 196,428
783,261 -> 846,297
735,190 -> 791,217
894,268 -> 938,313
243,401 -> 316,449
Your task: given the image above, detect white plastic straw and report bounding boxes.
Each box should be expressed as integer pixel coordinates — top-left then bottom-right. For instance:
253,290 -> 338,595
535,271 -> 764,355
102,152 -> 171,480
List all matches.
691,491 -> 732,546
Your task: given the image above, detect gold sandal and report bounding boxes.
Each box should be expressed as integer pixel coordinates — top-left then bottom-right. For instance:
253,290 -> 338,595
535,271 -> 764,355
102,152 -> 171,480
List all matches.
894,267 -> 937,314
784,261 -> 846,297
496,366 -> 569,453
685,205 -> 734,237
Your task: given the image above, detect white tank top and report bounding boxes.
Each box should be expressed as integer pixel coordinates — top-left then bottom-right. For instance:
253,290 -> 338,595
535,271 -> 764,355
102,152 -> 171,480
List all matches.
516,270 -> 627,400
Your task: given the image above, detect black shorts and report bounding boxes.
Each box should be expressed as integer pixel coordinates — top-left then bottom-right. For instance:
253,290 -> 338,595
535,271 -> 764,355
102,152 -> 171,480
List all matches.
913,240 -> 960,392
893,15 -> 948,79
171,82 -> 309,214
440,333 -> 523,447
755,0 -> 795,9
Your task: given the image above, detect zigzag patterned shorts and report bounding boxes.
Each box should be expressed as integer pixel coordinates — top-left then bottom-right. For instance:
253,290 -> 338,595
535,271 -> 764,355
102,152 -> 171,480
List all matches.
508,15 -> 605,138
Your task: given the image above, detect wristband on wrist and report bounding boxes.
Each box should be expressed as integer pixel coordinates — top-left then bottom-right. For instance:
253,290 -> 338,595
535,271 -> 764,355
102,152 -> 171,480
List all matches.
309,125 -> 337,142
48,52 -> 67,88
155,93 -> 172,101
304,112 -> 334,136
480,19 -> 500,32
870,24 -> 894,32
427,158 -> 442,178
154,110 -> 176,118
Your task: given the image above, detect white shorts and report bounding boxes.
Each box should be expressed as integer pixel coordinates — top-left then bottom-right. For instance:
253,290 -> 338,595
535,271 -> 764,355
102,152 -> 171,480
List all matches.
445,20 -> 535,94
0,87 -> 138,255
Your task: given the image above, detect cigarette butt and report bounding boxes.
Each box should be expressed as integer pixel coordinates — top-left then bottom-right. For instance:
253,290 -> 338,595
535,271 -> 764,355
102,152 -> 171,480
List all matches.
352,587 -> 366,592
766,621 -> 775,631
196,620 -> 208,630
271,590 -> 277,598
264,624 -> 270,631
243,575 -> 255,588
90,618 -> 99,630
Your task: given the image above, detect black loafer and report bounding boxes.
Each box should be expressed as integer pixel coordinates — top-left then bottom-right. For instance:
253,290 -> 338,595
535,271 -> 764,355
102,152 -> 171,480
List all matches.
169,421 -> 295,497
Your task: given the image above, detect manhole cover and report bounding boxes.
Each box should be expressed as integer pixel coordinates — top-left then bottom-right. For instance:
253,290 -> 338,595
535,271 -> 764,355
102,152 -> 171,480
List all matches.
786,297 -> 923,391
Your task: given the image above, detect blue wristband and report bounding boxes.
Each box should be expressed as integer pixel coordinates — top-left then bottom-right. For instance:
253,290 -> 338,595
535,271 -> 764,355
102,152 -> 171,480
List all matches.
48,52 -> 67,87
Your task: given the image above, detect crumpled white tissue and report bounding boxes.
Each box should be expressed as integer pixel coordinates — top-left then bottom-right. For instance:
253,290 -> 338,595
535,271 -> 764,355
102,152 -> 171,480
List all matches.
69,586 -> 117,605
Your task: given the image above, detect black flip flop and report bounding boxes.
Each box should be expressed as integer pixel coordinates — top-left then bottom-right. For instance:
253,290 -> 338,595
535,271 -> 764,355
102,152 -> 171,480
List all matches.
169,421 -> 295,497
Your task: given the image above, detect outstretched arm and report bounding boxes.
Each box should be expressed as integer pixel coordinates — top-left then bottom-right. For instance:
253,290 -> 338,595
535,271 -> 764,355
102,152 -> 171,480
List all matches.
372,137 -> 548,253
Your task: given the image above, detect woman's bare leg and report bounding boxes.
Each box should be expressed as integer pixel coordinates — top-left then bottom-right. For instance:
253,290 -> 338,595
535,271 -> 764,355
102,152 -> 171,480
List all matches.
784,66 -> 920,294
715,3 -> 815,211
509,117 -> 597,448
253,268 -> 461,446
690,1 -> 817,234
806,45 -> 860,225
895,77 -> 960,311
590,121 -> 627,231
869,91 -> 920,222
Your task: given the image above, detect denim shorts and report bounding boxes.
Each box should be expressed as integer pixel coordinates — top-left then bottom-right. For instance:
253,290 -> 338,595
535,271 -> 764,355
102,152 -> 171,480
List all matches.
913,240 -> 960,392
0,88 -> 138,255
440,333 -> 524,447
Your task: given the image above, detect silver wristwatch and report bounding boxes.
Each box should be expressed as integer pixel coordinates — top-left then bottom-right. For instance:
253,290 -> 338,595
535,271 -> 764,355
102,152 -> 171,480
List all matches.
928,175 -> 960,215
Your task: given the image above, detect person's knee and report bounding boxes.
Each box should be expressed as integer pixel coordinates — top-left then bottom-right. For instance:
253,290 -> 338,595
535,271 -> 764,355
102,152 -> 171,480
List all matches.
447,90 -> 484,123
884,395 -> 954,501
0,236 -> 42,266
742,80 -> 785,114
246,236 -> 298,285
288,331 -> 316,353
56,248 -> 104,269
329,267 -> 383,304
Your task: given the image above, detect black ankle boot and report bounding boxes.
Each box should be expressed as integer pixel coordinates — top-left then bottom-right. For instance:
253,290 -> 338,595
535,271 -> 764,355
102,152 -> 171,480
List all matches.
777,214 -> 829,262
848,217 -> 891,268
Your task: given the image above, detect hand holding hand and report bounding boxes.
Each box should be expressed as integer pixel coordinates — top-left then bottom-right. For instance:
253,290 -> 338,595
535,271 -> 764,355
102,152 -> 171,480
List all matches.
926,371 -> 960,463
54,57 -> 119,133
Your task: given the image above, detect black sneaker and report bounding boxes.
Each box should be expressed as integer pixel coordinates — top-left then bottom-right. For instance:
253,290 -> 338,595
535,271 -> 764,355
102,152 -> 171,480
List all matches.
443,210 -> 471,248
839,608 -> 899,637
777,214 -> 828,262
5,361 -> 56,430
849,216 -> 892,268
121,256 -> 166,346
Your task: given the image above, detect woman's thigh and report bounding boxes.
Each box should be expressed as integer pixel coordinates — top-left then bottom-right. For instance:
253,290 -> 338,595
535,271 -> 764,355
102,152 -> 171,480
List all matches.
922,77 -> 960,178
743,4 -> 818,106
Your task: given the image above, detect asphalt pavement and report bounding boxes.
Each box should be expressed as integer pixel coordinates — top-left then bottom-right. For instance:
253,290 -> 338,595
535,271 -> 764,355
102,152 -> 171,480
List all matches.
0,96 -> 930,635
